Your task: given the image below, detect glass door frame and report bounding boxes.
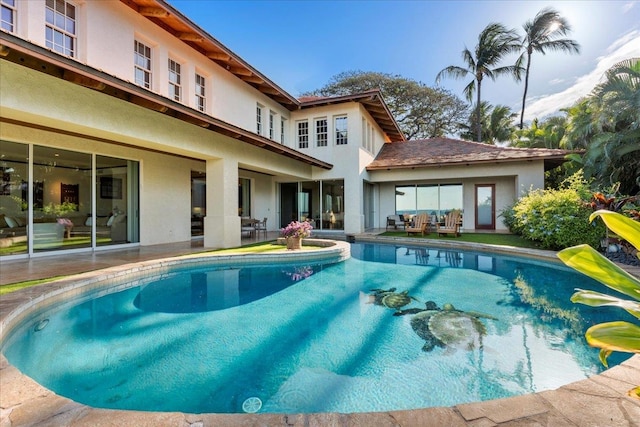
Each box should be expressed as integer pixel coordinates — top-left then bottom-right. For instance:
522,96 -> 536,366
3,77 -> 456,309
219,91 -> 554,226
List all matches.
475,184 -> 495,230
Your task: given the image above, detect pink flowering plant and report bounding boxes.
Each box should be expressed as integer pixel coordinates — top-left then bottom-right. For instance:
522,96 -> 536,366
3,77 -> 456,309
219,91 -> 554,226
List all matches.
280,220 -> 313,238
283,265 -> 314,281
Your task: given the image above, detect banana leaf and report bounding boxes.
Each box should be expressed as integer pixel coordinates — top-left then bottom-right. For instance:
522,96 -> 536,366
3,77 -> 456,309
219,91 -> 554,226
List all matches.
589,209 -> 640,249
585,321 -> 640,360
558,244 -> 640,300
571,289 -> 640,319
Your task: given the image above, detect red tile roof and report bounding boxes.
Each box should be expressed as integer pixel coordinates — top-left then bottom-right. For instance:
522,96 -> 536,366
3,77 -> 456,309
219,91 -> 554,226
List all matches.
366,137 -> 573,170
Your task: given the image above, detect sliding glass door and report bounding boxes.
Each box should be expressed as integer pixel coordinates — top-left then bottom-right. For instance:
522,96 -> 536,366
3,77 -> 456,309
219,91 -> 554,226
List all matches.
0,140 -> 139,257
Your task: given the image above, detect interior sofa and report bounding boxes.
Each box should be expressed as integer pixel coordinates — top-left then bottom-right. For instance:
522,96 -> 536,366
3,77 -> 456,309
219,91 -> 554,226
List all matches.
0,212 -> 127,247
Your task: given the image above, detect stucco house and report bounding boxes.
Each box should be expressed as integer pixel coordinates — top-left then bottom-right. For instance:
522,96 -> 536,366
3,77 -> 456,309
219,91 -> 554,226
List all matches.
0,0 -> 569,259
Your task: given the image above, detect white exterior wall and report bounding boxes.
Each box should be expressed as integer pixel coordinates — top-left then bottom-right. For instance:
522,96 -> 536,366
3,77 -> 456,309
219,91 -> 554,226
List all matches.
14,0 -> 291,141
372,161 -> 545,231
0,60 -> 314,247
287,103 -> 389,233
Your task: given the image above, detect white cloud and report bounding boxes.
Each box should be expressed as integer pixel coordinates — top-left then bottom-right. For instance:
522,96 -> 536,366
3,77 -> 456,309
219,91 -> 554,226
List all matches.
622,1 -> 637,13
522,30 -> 640,121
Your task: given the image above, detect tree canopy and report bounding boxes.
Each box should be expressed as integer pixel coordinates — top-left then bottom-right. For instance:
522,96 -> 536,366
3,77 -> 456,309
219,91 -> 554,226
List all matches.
562,58 -> 640,195
436,22 -> 522,142
302,71 -> 468,140
518,7 -> 580,129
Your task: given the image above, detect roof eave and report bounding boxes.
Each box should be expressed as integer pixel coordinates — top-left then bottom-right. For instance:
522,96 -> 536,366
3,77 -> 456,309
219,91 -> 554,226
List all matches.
0,33 -> 332,170
300,90 -> 406,142
366,155 -> 570,171
120,0 -> 300,110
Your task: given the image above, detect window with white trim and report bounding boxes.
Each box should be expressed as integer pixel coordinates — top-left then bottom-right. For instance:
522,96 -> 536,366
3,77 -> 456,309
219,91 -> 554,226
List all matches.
256,104 -> 263,135
335,116 -> 348,145
195,73 -> 206,112
168,58 -> 181,102
269,111 -> 276,140
134,40 -> 152,89
1,0 -> 16,33
297,120 -> 309,149
315,118 -> 328,147
45,0 -> 76,57
281,117 -> 287,144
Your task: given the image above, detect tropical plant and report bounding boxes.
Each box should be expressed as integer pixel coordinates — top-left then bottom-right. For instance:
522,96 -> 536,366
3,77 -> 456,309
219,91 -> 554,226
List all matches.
303,71 -> 468,139
436,23 -> 522,142
513,115 -> 567,149
557,210 -> 640,399
460,101 -> 516,144
504,171 -> 604,249
563,58 -> 640,195
518,7 -> 580,129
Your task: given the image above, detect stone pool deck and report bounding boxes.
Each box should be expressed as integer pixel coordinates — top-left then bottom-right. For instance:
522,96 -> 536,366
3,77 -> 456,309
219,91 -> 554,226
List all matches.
1,237 -> 639,426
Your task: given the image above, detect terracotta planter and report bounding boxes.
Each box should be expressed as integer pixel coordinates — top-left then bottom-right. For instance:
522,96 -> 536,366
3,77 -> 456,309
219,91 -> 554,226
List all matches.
286,236 -> 303,250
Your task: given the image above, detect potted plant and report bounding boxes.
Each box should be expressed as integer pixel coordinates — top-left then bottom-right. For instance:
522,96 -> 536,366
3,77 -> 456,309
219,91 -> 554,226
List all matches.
280,220 -> 312,250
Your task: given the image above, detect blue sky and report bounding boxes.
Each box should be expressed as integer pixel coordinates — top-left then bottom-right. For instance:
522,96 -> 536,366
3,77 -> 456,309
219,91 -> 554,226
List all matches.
169,0 -> 640,122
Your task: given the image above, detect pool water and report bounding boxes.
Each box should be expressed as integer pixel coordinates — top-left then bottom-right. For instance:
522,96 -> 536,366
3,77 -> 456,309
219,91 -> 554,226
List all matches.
1,243 -> 633,414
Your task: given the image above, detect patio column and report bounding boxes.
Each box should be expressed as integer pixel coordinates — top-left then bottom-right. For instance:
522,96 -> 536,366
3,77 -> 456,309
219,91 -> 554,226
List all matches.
204,157 -> 241,249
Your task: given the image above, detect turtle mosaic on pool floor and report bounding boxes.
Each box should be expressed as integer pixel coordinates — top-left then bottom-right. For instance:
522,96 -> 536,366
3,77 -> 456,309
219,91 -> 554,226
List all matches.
368,288 -> 418,313
367,289 -> 498,353
409,303 -> 497,352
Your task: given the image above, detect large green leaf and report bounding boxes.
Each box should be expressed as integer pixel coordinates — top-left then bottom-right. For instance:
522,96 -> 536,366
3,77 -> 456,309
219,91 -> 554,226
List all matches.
558,244 -> 640,300
585,321 -> 640,356
571,289 -> 640,319
589,210 -> 640,249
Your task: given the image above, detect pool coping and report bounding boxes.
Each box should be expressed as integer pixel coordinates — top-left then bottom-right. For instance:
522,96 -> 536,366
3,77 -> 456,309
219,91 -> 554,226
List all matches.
1,238 -> 638,426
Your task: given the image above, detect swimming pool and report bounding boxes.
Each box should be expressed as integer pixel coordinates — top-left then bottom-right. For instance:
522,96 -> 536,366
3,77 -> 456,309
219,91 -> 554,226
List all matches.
1,242 -> 632,414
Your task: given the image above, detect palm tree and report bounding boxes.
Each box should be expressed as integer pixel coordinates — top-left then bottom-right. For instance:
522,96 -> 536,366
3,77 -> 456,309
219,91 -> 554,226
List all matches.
563,58 -> 640,194
518,8 -> 580,129
436,23 -> 522,142
461,102 -> 516,144
513,115 -> 566,148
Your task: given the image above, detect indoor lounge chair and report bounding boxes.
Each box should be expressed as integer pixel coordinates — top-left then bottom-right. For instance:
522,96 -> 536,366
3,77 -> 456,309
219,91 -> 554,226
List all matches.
406,213 -> 430,236
437,211 -> 461,237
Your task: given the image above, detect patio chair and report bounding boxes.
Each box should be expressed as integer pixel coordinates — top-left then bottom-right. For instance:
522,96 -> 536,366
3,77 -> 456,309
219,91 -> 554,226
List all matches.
406,213 -> 430,236
386,214 -> 405,231
437,211 -> 461,237
255,217 -> 267,238
241,217 -> 256,238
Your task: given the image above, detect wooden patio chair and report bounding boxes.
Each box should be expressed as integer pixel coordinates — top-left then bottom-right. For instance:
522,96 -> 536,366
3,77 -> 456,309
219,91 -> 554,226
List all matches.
406,213 -> 430,236
437,211 -> 461,237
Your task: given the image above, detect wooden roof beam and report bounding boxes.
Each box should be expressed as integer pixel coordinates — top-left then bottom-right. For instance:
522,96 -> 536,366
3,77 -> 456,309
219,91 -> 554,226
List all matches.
139,7 -> 170,18
240,75 -> 264,84
207,51 -> 231,61
62,70 -> 106,90
260,86 -> 281,95
177,32 -> 205,43
229,66 -> 252,77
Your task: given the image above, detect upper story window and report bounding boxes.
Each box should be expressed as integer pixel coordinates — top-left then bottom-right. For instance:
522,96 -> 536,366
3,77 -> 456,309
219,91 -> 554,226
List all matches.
335,116 -> 348,145
195,73 -> 206,112
269,111 -> 276,140
256,104 -> 263,135
1,0 -> 16,33
315,118 -> 328,147
281,117 -> 287,144
297,120 -> 309,149
45,0 -> 76,57
168,59 -> 181,102
134,40 -> 152,89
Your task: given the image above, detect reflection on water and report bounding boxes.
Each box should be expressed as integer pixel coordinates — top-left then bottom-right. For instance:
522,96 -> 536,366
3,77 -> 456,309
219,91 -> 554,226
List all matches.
2,243 -> 635,414
134,264 -> 316,313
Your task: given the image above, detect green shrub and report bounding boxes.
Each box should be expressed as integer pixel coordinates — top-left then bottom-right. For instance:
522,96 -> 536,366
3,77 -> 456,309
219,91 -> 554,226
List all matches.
506,172 -> 605,250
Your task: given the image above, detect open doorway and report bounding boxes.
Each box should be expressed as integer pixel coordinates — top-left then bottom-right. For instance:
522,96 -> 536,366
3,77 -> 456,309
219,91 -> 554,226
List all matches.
191,171 -> 206,236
